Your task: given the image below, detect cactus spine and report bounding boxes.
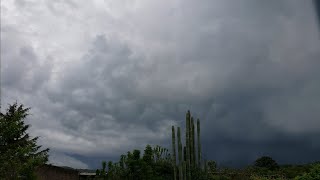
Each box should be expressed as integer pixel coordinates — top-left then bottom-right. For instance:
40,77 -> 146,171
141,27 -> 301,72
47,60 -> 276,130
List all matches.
172,126 -> 177,180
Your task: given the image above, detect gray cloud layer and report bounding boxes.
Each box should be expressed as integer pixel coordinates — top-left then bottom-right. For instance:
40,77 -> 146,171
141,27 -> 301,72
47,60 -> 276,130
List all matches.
1,0 -> 320,168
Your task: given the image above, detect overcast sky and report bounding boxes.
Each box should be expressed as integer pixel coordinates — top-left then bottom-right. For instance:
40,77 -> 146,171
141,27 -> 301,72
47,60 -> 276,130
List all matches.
1,0 -> 320,169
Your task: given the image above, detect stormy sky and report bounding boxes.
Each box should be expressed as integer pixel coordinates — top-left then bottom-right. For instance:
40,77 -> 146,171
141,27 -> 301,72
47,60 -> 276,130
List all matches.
1,0 -> 320,169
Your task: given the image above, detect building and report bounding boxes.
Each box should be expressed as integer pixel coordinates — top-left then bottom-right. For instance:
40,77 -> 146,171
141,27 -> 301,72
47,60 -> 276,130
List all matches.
35,164 -> 98,180
35,164 -> 79,180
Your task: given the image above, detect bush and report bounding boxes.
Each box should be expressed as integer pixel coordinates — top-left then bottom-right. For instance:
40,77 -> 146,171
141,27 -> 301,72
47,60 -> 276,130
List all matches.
294,164 -> 320,180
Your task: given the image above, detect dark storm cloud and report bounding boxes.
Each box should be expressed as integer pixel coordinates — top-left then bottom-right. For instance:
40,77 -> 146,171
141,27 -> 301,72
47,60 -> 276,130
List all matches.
180,0 -> 320,164
202,132 -> 320,167
1,0 -> 320,168
313,0 -> 320,28
1,26 -> 53,94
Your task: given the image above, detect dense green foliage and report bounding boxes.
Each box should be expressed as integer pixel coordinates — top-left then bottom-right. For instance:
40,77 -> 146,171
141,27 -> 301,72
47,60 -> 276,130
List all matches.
96,145 -> 173,180
95,148 -> 319,179
294,163 -> 320,180
0,103 -> 49,180
204,161 -> 320,180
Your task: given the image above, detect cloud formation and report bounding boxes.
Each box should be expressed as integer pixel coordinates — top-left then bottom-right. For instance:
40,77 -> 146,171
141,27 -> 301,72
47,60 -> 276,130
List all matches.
1,0 -> 320,168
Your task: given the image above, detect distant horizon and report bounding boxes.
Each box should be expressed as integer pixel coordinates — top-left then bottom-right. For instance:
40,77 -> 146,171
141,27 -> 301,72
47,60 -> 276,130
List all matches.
47,156 -> 320,170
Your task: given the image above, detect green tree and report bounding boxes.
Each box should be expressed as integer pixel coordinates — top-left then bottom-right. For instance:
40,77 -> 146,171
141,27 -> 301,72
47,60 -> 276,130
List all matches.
143,144 -> 154,165
142,144 -> 154,179
208,160 -> 217,174
127,149 -> 143,179
100,145 -> 173,180
96,161 -> 107,179
107,161 -> 114,179
254,156 -> 279,170
0,102 -> 49,179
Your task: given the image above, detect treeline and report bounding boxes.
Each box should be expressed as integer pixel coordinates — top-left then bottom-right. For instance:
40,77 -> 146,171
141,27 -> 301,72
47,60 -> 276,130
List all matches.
204,160 -> 320,180
95,110 -> 320,180
95,145 -> 173,180
95,149 -> 320,180
1,102 -> 318,180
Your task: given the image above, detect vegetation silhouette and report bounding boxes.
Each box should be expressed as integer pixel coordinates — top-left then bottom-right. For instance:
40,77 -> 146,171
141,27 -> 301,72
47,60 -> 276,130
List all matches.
95,110 -> 320,180
1,103 -> 319,180
0,102 -> 49,179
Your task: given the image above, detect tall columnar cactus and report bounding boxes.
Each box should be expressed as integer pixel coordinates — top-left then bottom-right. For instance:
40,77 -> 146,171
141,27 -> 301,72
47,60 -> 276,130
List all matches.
190,117 -> 194,169
183,146 -> 186,162
183,146 -> 186,180
186,110 -> 191,180
172,110 -> 203,180
190,117 -> 196,168
183,161 -> 186,180
177,128 -> 182,164
192,119 -> 196,167
178,164 -> 183,180
197,119 -> 201,167
172,126 -> 177,180
177,127 -> 183,180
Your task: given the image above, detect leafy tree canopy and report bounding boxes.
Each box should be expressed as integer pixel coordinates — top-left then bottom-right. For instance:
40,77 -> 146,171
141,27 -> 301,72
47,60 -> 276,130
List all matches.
0,102 -> 49,179
254,156 -> 279,170
96,144 -> 172,180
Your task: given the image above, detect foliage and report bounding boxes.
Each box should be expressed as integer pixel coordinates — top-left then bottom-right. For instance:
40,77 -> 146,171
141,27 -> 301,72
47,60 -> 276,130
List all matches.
205,164 -> 291,180
96,144 -> 173,180
208,160 -> 217,173
254,156 -> 279,170
278,164 -> 312,179
0,102 -> 49,179
210,175 -> 231,180
96,161 -> 107,179
294,163 -> 320,180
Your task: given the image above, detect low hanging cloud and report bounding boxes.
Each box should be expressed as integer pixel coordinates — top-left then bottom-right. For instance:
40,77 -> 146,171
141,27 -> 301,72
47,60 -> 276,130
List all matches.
1,0 -> 320,168
49,151 -> 89,169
